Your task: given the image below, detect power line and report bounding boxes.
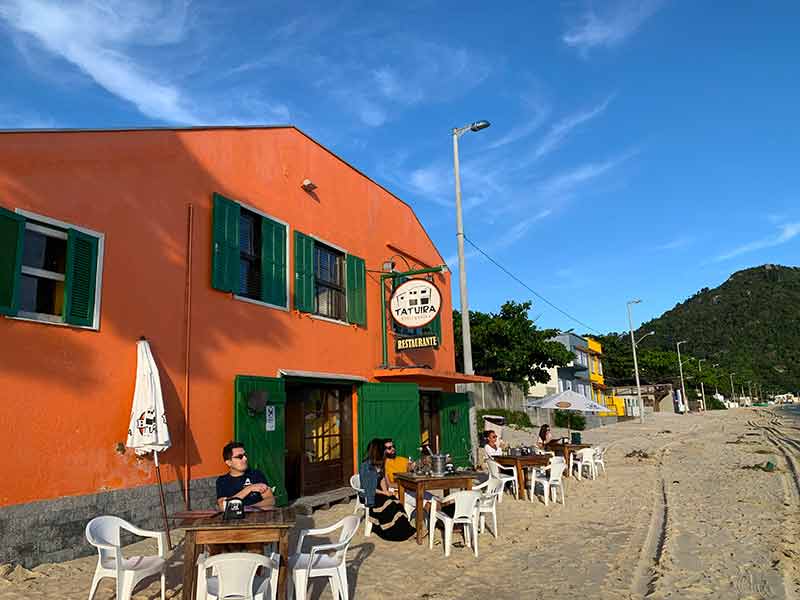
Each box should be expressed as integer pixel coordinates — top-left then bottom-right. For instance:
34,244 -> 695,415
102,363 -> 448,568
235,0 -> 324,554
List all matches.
462,235 -> 601,334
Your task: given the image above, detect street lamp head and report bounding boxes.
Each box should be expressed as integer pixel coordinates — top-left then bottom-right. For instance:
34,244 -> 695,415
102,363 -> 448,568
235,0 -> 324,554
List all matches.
648,330 -> 655,335
628,299 -> 642,305
678,339 -> 688,346
470,120 -> 491,132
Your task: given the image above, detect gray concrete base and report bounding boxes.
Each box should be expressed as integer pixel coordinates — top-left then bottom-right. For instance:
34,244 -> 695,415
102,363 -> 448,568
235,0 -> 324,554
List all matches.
0,477 -> 216,568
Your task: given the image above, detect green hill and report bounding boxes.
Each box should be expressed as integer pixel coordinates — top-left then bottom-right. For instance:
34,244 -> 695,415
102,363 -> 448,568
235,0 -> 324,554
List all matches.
595,264 -> 800,396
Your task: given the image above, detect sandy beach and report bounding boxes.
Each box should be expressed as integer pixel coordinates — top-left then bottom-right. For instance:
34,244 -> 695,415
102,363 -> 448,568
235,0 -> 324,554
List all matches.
3,406 -> 799,599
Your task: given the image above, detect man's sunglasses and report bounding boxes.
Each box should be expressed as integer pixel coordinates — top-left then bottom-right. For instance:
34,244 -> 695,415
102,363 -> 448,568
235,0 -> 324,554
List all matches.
232,453 -> 247,460
384,445 -> 395,450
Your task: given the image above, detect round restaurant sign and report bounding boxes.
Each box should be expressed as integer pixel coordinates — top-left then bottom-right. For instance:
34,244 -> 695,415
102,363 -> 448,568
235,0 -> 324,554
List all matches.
389,279 -> 442,328
555,401 -> 573,408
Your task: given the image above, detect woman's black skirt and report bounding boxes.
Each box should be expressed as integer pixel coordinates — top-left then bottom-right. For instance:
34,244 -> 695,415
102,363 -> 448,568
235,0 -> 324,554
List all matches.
368,494 -> 416,541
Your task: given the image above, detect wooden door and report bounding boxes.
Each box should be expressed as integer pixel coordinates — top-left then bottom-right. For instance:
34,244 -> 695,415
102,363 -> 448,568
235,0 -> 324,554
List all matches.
301,386 -> 348,496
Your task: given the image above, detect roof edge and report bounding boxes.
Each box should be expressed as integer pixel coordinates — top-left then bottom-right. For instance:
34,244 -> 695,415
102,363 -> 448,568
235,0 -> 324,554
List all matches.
0,124 -> 447,266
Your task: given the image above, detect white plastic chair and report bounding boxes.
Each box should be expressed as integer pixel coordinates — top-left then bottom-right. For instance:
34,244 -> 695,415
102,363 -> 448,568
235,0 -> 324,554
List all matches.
85,516 -> 167,600
531,457 -> 566,506
570,448 -> 597,481
288,515 -> 359,600
473,477 -> 504,538
428,490 -> 481,558
349,474 -> 372,537
486,458 -> 518,501
594,446 -> 607,476
196,552 -> 280,600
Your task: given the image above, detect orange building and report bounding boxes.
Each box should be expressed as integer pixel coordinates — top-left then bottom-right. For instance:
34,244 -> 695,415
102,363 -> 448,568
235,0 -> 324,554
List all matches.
0,126 -> 487,565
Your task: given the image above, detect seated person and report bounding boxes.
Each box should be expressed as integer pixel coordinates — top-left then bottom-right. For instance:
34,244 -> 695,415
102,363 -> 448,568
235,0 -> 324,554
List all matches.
216,441 -> 275,510
483,430 -> 504,457
382,438 -> 409,488
535,424 -> 553,449
359,438 -> 416,541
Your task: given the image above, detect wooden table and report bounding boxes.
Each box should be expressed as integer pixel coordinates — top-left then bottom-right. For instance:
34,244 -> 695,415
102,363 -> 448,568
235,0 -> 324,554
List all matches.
180,508 -> 296,600
546,442 -> 592,476
394,472 -> 477,545
493,455 -> 551,500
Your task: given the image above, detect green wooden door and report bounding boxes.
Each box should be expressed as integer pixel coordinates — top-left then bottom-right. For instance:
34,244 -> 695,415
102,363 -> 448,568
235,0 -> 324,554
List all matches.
438,392 -> 472,467
234,376 -> 288,506
357,383 -> 420,462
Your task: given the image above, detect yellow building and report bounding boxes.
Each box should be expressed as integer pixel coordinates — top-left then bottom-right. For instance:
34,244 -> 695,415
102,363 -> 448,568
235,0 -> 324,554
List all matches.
585,337 -> 624,417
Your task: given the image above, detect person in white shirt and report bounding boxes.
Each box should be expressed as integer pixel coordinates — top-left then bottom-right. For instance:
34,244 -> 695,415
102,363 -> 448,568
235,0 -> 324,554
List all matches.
483,430 -> 504,457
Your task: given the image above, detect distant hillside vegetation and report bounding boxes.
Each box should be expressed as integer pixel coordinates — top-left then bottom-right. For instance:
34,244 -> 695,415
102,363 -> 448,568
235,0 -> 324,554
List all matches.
596,264 -> 800,395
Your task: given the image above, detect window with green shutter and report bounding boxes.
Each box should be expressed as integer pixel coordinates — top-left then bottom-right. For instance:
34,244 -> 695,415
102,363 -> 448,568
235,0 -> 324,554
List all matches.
0,207 -> 24,316
346,254 -> 366,326
63,229 -> 99,327
0,206 -> 103,328
294,233 -> 367,326
293,231 -> 315,313
212,193 -> 288,309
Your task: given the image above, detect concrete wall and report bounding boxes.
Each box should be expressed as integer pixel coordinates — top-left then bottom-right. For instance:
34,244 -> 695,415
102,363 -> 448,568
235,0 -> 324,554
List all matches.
0,477 -> 216,568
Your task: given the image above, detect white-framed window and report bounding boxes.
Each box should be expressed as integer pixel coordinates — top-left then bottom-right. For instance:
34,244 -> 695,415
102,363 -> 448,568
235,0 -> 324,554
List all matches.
0,208 -> 104,329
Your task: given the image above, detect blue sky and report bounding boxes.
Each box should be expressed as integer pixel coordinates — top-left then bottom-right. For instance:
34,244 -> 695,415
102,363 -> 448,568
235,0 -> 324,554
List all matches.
2,1 -> 799,334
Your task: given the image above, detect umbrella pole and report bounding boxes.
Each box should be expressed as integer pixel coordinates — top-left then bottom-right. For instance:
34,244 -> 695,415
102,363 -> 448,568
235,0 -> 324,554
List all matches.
153,452 -> 173,550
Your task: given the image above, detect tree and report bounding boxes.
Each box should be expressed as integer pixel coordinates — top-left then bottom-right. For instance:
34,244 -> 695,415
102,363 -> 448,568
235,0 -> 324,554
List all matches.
453,300 -> 573,394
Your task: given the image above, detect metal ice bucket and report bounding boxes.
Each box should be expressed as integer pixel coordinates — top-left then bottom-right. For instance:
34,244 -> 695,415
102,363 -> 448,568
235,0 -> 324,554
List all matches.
431,454 -> 447,476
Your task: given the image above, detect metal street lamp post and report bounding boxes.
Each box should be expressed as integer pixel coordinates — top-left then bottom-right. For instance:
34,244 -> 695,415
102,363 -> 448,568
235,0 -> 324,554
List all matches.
698,359 -> 707,412
676,340 -> 688,413
452,120 -> 490,375
712,363 -> 720,395
626,299 -> 645,424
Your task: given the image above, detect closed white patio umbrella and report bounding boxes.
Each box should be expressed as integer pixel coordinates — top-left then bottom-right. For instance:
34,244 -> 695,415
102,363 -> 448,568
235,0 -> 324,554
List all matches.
126,337 -> 172,547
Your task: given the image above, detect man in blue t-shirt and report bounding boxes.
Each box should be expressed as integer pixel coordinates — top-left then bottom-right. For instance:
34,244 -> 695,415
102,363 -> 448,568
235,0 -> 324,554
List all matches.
215,441 -> 275,510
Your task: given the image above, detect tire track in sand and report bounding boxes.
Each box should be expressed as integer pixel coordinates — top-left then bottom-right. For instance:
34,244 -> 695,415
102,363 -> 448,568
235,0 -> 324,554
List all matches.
628,424 -> 702,598
749,411 -> 800,599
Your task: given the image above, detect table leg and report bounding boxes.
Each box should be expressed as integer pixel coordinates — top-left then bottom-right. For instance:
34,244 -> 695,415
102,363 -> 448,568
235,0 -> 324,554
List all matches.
181,530 -> 198,600
277,530 -> 289,600
414,483 -> 424,545
516,462 -> 526,500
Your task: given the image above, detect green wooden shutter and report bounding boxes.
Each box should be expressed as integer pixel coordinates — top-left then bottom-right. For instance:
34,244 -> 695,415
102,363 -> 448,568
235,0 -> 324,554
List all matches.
438,392 -> 472,467
293,231 -> 314,312
357,382 -> 420,461
212,193 -> 240,293
0,207 -> 24,316
261,218 -> 287,307
345,254 -> 366,326
234,376 -> 288,506
63,229 -> 99,327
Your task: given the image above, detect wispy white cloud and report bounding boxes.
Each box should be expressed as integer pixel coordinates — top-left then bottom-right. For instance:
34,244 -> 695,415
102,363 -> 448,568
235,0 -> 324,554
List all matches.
0,0 -> 290,125
563,0 -> 666,52
320,37 -> 491,127
0,0 -> 197,123
537,151 -> 631,198
714,222 -> 800,262
487,93 -> 551,150
656,235 -> 694,251
532,96 -> 613,160
443,209 -> 553,267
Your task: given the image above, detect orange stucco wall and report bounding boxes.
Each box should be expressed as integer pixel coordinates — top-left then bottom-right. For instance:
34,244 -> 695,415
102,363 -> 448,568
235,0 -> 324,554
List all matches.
0,128 -> 455,507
